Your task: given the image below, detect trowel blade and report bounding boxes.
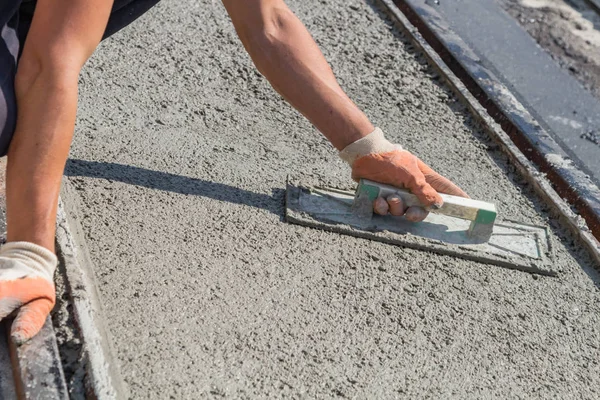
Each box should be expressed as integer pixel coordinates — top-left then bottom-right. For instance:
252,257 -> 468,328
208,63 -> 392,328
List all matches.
285,180 -> 556,276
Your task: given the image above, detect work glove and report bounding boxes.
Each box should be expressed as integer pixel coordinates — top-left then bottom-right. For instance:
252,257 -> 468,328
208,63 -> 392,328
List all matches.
340,127 -> 468,222
0,242 -> 57,344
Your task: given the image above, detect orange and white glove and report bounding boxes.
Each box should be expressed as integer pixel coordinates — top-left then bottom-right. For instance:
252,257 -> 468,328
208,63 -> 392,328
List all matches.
0,242 -> 57,344
340,127 -> 468,222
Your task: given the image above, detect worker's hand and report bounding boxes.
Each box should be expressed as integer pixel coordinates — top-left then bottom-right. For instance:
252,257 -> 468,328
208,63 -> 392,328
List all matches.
0,242 -> 57,345
340,128 -> 468,222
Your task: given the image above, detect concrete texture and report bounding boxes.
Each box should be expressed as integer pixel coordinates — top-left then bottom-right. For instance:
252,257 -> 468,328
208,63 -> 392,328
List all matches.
65,0 -> 600,398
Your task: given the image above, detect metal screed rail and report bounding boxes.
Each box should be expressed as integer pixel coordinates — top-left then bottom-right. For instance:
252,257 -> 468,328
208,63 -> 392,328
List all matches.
0,318 -> 68,400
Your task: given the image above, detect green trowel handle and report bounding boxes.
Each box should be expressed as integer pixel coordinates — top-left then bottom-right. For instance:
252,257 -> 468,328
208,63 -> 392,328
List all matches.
357,179 -> 497,225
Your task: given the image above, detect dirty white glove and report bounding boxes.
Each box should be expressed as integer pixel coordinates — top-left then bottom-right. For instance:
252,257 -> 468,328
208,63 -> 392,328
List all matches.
340,127 -> 468,221
0,242 -> 57,344
339,127 -> 401,164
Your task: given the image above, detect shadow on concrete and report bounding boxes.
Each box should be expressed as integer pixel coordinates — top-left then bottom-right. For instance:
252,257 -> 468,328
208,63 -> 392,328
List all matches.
64,159 -> 285,218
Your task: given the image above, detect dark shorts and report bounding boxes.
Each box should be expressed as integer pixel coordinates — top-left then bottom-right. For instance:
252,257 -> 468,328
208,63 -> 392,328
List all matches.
0,0 -> 161,156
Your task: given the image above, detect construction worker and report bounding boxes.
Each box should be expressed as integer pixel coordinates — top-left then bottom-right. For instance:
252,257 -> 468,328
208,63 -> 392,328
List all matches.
0,0 -> 467,344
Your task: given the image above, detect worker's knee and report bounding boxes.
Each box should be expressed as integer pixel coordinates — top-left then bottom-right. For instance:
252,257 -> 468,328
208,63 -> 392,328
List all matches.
0,80 -> 17,157
0,31 -> 18,157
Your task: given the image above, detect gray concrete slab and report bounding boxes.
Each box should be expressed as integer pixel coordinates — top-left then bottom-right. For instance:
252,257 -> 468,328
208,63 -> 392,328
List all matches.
429,0 -> 600,182
65,0 -> 600,398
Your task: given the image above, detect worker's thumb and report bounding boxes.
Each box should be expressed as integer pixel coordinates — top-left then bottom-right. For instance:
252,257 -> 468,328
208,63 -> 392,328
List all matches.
418,159 -> 469,198
11,298 -> 54,345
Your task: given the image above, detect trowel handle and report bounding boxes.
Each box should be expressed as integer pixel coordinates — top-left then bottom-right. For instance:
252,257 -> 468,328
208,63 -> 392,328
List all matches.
357,179 -> 497,223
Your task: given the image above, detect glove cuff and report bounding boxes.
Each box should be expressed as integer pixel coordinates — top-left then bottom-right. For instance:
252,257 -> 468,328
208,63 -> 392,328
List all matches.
339,127 -> 401,166
0,242 -> 57,282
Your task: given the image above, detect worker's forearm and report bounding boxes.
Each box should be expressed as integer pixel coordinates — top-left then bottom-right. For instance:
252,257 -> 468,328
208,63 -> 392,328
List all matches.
6,69 -> 79,251
231,6 -> 374,150
4,0 -> 112,252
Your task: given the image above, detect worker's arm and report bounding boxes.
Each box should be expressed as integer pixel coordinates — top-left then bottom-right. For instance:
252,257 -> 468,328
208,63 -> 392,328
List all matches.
222,0 -> 372,150
222,0 -> 467,219
0,0 -> 114,344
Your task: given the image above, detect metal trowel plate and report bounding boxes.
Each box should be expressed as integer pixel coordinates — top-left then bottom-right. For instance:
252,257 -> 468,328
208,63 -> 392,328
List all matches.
285,180 -> 556,275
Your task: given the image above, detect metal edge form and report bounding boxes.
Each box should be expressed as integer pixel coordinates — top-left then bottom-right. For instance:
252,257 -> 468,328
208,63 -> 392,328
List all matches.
7,318 -> 69,400
374,0 -> 600,267
55,180 -> 129,399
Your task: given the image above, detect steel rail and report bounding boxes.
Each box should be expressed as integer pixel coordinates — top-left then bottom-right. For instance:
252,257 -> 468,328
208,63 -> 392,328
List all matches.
0,318 -> 68,400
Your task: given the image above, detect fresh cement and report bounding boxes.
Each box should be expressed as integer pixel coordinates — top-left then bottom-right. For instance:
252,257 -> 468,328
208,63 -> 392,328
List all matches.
52,262 -> 86,400
65,0 -> 600,398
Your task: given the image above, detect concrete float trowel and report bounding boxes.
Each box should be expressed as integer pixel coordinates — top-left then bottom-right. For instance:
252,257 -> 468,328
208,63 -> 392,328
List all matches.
285,177 -> 555,275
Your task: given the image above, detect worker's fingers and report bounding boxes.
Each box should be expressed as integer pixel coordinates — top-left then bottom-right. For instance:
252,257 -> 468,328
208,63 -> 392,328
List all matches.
374,197 -> 389,215
405,206 -> 429,222
405,176 -> 443,208
353,151 -> 444,207
386,195 -> 406,216
351,149 -> 468,209
11,298 -> 54,345
418,159 -> 469,198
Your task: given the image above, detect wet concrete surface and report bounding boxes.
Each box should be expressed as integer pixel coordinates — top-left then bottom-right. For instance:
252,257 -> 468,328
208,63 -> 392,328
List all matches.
66,0 -> 600,398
